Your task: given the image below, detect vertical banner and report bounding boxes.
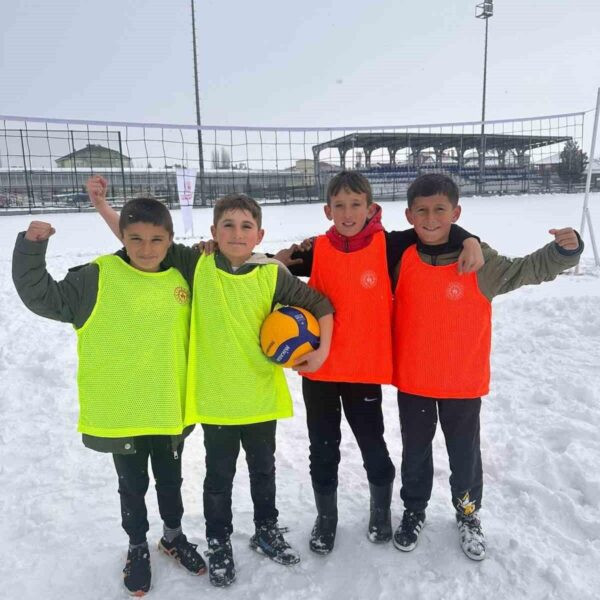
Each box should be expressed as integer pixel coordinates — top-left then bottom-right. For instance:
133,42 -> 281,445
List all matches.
175,167 -> 197,236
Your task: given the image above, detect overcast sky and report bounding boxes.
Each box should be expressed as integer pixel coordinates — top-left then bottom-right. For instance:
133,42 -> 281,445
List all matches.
1,0 -> 599,132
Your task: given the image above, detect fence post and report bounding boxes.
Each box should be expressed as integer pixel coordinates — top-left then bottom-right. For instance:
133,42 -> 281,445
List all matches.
19,129 -> 33,213
118,132 -> 127,204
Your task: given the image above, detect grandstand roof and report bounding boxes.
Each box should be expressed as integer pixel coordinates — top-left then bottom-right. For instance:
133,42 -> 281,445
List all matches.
312,132 -> 572,156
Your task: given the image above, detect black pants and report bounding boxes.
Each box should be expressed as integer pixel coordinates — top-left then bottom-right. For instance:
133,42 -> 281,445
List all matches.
303,378 -> 396,495
397,391 -> 483,515
112,436 -> 184,545
202,421 -> 278,540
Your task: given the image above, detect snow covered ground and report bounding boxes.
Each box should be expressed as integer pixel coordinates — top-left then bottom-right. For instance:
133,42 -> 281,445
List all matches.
1,193 -> 600,600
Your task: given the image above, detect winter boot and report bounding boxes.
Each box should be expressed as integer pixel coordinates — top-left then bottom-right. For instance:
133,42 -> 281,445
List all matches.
367,482 -> 393,543
158,533 -> 206,575
123,542 -> 151,597
206,537 -> 236,587
309,489 -> 338,555
250,520 -> 301,565
456,511 -> 486,561
392,509 -> 426,552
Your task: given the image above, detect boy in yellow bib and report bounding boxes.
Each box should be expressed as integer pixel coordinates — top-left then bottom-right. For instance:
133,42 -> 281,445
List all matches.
88,178 -> 334,587
12,199 -> 205,597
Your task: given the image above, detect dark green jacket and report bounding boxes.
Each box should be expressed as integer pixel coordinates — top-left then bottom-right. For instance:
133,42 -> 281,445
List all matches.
12,232 -> 193,455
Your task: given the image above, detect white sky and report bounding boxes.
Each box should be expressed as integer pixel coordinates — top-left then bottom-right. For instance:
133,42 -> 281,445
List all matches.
1,0 -> 600,130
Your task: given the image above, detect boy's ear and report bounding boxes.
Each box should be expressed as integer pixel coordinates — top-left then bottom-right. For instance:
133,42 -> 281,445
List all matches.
323,204 -> 333,221
367,204 -> 377,219
257,228 -> 265,244
210,224 -> 217,239
405,207 -> 414,225
451,205 -> 462,222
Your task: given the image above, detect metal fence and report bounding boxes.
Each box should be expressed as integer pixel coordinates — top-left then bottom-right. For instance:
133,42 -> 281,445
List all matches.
0,111 -> 587,213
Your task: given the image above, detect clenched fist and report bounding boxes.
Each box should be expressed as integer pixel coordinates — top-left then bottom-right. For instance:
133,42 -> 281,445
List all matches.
25,221 -> 55,242
549,228 -> 579,251
86,175 -> 108,207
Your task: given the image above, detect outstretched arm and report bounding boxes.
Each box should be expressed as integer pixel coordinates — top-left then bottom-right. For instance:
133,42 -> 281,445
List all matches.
87,175 -> 121,240
479,228 -> 583,299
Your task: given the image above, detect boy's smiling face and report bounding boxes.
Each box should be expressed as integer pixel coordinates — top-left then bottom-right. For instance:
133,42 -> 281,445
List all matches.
405,194 -> 461,246
324,187 -> 376,237
122,222 -> 173,272
211,208 -> 264,266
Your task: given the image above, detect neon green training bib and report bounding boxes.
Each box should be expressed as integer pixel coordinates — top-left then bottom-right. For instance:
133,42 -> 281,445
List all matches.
185,253 -> 292,425
76,255 -> 191,437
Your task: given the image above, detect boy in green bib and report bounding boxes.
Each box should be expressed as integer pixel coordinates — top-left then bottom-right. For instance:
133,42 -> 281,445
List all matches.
88,178 -> 334,587
12,199 -> 205,597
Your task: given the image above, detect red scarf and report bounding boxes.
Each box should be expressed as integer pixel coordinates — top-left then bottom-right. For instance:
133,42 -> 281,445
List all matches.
324,204 -> 384,252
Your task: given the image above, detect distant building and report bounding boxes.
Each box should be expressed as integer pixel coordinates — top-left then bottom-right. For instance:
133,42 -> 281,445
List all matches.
55,144 -> 131,168
291,159 -> 337,174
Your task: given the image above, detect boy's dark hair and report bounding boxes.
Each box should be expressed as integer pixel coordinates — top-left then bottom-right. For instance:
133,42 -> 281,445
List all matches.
213,193 -> 262,228
119,196 -> 174,236
407,174 -> 459,208
326,170 -> 373,205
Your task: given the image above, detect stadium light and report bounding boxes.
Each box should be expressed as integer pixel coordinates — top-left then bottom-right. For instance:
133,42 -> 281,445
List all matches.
191,0 -> 206,205
476,1 -> 493,193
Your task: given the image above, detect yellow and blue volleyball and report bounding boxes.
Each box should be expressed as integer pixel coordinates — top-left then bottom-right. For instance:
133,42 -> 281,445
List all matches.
260,306 -> 320,368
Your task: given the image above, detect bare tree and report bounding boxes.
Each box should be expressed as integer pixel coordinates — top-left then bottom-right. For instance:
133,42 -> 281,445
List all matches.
220,147 -> 231,170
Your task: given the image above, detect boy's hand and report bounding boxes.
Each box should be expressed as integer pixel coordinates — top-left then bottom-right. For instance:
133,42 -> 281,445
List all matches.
192,240 -> 216,254
457,238 -> 485,274
549,228 -> 579,251
86,175 -> 108,207
292,348 -> 327,373
274,244 -> 304,266
25,221 -> 55,242
298,237 -> 313,251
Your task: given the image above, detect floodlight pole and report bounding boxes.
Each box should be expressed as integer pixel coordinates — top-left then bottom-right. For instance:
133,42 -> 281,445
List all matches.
476,1 -> 493,195
191,0 -> 206,205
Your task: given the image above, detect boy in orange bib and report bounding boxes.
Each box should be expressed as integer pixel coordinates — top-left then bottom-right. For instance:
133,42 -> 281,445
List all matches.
391,173 -> 583,561
276,171 -> 483,553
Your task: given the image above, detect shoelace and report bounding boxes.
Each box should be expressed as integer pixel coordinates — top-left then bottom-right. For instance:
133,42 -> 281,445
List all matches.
402,512 -> 423,533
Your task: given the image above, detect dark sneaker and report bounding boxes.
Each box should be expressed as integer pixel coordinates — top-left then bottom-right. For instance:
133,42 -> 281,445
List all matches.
158,533 -> 206,575
250,522 -> 301,565
456,511 -> 486,561
206,537 -> 236,587
392,510 -> 426,552
309,515 -> 337,555
123,543 -> 151,597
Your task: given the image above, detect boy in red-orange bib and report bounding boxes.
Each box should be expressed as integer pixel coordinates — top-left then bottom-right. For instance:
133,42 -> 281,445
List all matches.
391,173 -> 583,561
277,171 -> 482,553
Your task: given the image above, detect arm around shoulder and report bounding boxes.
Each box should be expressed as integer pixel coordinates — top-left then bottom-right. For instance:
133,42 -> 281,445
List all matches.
273,264 -> 334,319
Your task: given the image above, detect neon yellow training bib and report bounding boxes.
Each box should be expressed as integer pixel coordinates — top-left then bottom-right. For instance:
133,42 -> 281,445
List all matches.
185,254 -> 292,425
76,255 -> 191,437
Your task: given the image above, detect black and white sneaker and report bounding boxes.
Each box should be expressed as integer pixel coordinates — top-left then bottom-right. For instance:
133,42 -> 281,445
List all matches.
123,543 -> 151,597
456,511 -> 486,561
206,537 -> 236,587
392,510 -> 426,552
158,533 -> 206,575
250,521 -> 301,565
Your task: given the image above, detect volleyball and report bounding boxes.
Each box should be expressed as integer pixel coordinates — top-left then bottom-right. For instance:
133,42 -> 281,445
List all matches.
260,306 -> 320,368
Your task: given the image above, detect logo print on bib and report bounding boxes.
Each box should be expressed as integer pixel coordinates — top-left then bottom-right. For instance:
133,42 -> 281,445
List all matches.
446,281 -> 464,301
360,270 -> 377,289
174,286 -> 190,305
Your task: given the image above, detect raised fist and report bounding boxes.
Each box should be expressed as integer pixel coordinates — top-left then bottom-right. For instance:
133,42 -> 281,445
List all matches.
86,175 -> 108,206
25,221 -> 55,242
